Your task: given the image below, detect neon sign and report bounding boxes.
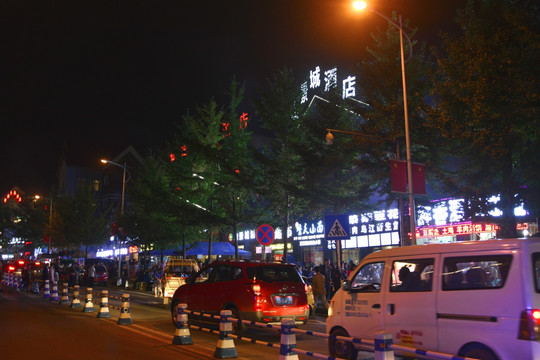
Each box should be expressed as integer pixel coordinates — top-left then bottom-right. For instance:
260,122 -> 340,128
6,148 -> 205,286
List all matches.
301,66 -> 358,103
416,223 -> 499,238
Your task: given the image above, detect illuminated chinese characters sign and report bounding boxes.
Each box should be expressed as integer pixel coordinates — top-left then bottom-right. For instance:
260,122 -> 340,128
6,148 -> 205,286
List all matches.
416,223 -> 500,238
236,208 -> 400,249
301,66 -> 357,104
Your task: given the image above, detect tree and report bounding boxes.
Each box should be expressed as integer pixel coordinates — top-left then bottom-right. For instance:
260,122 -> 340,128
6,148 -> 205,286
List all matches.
54,187 -> 110,258
427,0 -> 540,237
123,153 -> 187,264
168,78 -> 257,259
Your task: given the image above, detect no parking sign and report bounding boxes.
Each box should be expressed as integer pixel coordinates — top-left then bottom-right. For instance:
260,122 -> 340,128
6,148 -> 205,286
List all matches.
256,224 -> 275,246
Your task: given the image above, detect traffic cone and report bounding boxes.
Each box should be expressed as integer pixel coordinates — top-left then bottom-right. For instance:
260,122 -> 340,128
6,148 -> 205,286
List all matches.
50,281 -> 59,301
117,294 -> 132,325
83,288 -> 95,313
60,283 -> 70,304
97,290 -> 111,318
278,318 -> 299,360
71,285 -> 82,308
43,280 -> 51,298
213,310 -> 237,358
172,303 -> 192,345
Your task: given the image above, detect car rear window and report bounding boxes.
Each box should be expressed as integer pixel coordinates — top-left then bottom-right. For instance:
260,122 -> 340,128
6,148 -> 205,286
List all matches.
246,266 -> 301,283
442,255 -> 512,290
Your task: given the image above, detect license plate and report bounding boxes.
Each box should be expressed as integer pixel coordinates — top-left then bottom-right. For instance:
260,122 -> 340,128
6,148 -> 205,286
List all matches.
274,296 -> 293,305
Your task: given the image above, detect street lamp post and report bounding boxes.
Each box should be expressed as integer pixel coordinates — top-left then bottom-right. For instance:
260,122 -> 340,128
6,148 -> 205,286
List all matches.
352,1 -> 417,245
326,129 -> 407,246
101,159 -> 129,285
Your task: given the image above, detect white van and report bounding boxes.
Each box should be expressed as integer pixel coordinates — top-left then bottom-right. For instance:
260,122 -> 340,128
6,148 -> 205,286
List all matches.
326,238 -> 540,360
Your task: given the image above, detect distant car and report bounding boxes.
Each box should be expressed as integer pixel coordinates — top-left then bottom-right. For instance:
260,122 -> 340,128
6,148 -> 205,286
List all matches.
6,258 -> 28,275
170,260 -> 310,331
85,264 -> 108,286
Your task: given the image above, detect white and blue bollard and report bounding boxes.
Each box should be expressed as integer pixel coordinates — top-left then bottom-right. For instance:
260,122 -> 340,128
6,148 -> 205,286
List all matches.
43,280 -> 51,298
50,281 -> 59,301
117,294 -> 132,325
374,331 -> 395,360
278,318 -> 299,360
213,309 -> 237,358
172,303 -> 192,345
83,287 -> 95,313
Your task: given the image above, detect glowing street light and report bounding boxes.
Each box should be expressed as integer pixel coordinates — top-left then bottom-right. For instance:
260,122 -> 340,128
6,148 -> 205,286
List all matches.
352,1 -> 417,245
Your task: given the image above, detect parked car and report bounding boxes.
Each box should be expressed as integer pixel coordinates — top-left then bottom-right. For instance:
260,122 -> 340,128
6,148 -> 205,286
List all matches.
327,238 -> 540,360
170,260 -> 310,331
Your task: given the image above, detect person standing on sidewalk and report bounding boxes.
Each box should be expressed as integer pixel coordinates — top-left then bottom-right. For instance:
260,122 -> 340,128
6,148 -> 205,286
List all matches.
88,264 -> 95,287
312,266 -> 329,311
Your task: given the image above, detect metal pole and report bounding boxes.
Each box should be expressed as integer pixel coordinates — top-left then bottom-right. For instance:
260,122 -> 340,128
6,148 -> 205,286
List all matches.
118,162 -> 126,286
398,15 -> 416,245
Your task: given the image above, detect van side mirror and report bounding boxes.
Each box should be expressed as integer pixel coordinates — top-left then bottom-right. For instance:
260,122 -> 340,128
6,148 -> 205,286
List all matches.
342,279 -> 351,292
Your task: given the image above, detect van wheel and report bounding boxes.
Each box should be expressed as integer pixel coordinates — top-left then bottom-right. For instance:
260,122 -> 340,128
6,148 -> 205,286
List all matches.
329,328 -> 357,360
463,345 -> 499,360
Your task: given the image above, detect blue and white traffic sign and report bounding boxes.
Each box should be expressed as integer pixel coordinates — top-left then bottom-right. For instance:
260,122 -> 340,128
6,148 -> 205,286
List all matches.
256,224 -> 275,246
324,214 -> 350,240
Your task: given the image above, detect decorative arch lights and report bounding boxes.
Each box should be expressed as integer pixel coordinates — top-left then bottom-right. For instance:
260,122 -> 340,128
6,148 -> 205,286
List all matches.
3,190 -> 22,203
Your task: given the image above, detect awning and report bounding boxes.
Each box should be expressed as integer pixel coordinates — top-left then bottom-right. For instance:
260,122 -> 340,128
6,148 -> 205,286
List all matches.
186,242 -> 251,257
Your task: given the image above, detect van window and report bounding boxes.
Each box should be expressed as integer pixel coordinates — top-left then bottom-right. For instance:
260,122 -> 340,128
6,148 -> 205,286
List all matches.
351,262 -> 384,292
390,258 -> 434,292
442,255 -> 512,291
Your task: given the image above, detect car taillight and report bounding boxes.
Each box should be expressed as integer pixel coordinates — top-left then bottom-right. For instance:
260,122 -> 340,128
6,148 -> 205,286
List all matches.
17,260 -> 25,266
35,261 -> 41,266
519,309 -> 540,340
252,284 -> 261,296
8,265 -> 15,271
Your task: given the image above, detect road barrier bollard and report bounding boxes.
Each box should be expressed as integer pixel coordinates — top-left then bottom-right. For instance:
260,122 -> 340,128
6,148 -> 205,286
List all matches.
71,285 -> 82,308
278,318 -> 298,360
17,274 -> 23,289
117,294 -> 132,325
83,288 -> 95,313
214,309 -> 237,359
43,280 -> 51,298
172,303 -> 192,345
374,331 -> 394,360
60,283 -> 70,304
97,289 -> 111,318
1,272 -> 7,285
31,280 -> 40,294
50,281 -> 59,301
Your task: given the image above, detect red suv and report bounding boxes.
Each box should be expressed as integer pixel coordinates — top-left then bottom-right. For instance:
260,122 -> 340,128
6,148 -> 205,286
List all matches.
170,260 -> 310,330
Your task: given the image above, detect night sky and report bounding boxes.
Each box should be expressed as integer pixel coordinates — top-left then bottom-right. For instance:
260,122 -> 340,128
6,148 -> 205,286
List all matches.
0,0 -> 466,196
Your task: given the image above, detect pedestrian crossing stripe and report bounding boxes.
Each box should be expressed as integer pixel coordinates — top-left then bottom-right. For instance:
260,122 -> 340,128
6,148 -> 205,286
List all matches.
328,219 -> 348,238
